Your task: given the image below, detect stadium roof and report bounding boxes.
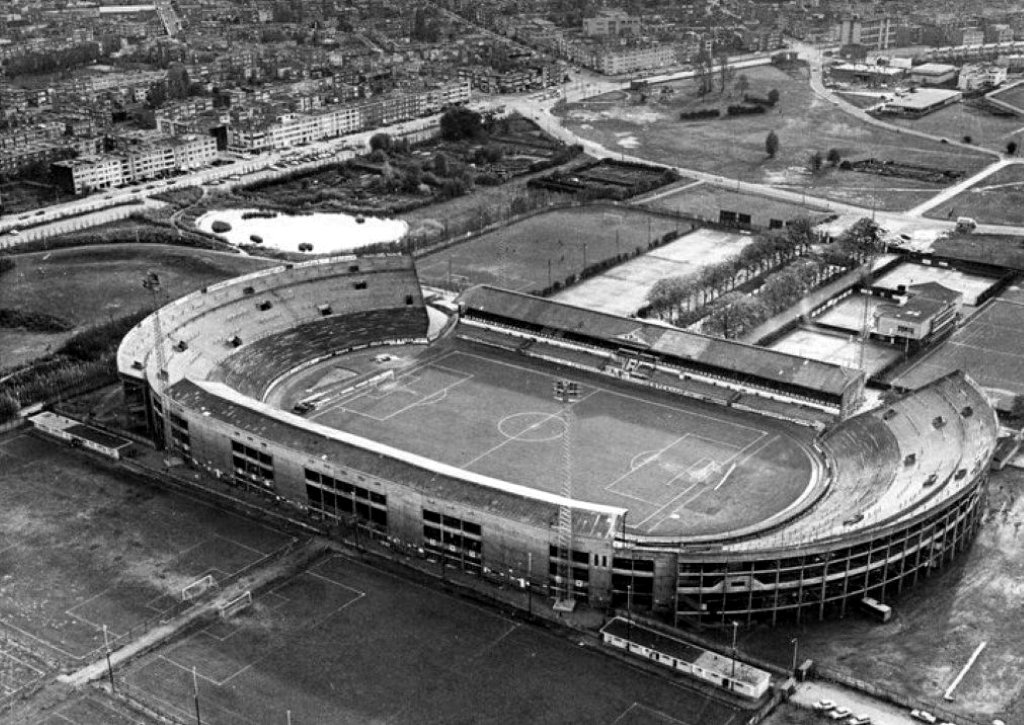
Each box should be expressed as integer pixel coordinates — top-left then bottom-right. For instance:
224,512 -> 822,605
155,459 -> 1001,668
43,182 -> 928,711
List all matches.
459,286 -> 862,398
169,379 -> 622,538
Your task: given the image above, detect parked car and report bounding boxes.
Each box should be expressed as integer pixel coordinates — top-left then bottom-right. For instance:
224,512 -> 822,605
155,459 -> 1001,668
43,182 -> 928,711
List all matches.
828,708 -> 851,720
847,716 -> 871,725
910,711 -> 937,724
814,700 -> 837,712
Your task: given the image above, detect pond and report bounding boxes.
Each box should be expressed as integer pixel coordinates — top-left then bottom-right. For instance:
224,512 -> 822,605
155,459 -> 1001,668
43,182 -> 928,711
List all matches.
196,209 -> 408,254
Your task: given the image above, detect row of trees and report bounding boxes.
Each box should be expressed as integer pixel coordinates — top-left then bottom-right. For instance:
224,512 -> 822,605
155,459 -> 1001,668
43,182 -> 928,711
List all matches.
701,217 -> 884,339
645,219 -> 816,321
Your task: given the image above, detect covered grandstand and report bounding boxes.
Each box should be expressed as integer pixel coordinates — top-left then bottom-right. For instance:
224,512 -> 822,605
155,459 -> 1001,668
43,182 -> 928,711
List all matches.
117,256 -> 998,628
457,286 -> 865,419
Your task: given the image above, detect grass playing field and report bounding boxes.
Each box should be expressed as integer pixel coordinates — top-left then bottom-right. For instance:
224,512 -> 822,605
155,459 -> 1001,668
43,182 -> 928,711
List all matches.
277,341 -> 815,539
123,554 -> 746,725
415,204 -> 686,293
890,296 -> 1024,410
0,433 -> 290,667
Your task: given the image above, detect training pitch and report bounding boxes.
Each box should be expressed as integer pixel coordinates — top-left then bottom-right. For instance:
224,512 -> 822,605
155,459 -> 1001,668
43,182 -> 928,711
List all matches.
415,205 -> 685,293
890,295 -> 1024,410
124,554 -> 746,725
275,341 -> 816,539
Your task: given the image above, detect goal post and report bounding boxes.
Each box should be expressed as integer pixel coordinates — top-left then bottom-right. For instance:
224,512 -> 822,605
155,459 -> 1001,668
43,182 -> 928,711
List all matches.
218,591 -> 253,619
181,574 -> 216,602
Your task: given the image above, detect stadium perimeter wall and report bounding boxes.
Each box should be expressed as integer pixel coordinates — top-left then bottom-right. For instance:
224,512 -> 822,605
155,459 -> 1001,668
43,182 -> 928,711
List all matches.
116,256 -> 998,627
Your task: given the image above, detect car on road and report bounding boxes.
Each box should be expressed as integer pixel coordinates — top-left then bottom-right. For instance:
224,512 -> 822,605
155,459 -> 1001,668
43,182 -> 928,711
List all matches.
910,711 -> 937,724
34,210 -> 45,216
6,228 -> 20,236
828,707 -> 851,720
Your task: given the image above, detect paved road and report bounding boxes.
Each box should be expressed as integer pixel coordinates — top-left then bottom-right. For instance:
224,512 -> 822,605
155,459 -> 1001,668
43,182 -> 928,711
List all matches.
792,680 -> 923,725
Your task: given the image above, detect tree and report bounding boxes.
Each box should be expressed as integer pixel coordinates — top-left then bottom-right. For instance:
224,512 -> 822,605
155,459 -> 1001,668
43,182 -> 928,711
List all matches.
837,217 -> 884,262
718,55 -> 734,95
1008,140 -> 1019,156
767,88 -> 781,105
369,133 -> 393,152
827,148 -> 842,166
734,74 -> 749,97
167,64 -> 191,99
808,150 -> 824,173
439,106 -> 483,141
765,130 -> 779,158
433,152 -> 450,177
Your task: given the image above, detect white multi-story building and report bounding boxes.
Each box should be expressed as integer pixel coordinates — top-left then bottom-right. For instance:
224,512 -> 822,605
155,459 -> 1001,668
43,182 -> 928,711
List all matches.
52,134 -> 217,194
958,63 -> 1008,90
593,44 -> 676,75
838,15 -> 896,50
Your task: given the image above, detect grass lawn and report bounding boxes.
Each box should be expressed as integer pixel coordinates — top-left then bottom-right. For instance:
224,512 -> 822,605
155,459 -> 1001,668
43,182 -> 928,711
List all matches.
285,342 -> 813,538
415,203 -> 685,292
557,65 -> 992,212
642,183 -> 832,221
989,83 -> 1024,113
887,100 -> 1023,152
0,433 -> 289,665
929,231 -> 1024,270
925,163 -> 1024,225
0,243 -> 274,370
125,554 -> 745,725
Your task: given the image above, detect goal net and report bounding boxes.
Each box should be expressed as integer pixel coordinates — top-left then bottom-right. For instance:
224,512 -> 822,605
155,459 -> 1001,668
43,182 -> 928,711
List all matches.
218,591 -> 253,619
181,574 -> 216,602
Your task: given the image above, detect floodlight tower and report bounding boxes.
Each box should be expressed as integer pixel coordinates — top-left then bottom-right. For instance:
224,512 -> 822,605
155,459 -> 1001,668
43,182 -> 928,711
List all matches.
552,378 -> 580,613
142,271 -> 172,450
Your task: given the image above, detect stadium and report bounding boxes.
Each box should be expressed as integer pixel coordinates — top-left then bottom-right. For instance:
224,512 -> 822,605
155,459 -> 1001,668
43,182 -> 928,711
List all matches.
117,255 -> 999,630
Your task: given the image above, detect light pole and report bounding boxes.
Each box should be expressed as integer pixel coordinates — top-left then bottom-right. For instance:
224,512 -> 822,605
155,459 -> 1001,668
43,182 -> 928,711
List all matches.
791,637 -> 799,674
731,621 -> 739,680
626,584 -> 633,644
103,624 -> 115,693
527,551 -> 533,616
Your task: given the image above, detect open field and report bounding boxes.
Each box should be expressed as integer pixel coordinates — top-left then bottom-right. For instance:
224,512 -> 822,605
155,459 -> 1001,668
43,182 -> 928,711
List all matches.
124,554 -> 746,725
640,183 -> 830,226
0,432 -> 290,666
559,65 -> 991,212
924,163 -> 1024,225
889,294 -> 1024,410
552,228 -> 753,316
0,244 -> 273,370
888,100 -> 1024,152
744,466 -> 1024,725
277,341 -> 815,538
989,83 -> 1024,113
415,204 -> 686,292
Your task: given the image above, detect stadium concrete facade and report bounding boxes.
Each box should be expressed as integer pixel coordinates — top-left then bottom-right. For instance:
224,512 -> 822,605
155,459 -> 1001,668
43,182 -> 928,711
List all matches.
118,255 -> 999,626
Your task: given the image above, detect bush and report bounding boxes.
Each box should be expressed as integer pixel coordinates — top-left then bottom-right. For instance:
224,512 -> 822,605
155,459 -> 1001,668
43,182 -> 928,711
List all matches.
679,108 -> 721,121
249,234 -> 263,244
727,104 -> 766,117
211,220 -> 232,233
58,312 -> 148,362
0,256 -> 14,276
0,391 -> 19,425
839,159 -> 853,170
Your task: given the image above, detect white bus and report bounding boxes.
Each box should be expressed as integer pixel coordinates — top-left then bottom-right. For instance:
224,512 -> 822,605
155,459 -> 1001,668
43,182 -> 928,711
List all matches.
859,596 -> 892,622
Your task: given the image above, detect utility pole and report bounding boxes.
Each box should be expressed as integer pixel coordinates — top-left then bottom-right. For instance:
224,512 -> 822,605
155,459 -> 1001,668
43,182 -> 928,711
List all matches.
143,271 -> 172,450
731,621 -> 739,680
192,666 -> 202,725
103,624 -> 115,693
552,379 -> 580,613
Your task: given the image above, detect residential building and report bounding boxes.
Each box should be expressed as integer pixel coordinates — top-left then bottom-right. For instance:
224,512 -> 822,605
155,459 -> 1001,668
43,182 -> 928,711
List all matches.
583,11 -> 641,38
958,63 -> 1008,91
838,15 -> 896,50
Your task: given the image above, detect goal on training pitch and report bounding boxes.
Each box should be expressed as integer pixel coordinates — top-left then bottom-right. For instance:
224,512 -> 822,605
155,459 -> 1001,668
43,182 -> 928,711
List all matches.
181,574 -> 217,602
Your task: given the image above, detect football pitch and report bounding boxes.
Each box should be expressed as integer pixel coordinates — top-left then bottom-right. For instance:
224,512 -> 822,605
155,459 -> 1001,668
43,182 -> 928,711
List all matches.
415,205 -> 686,293
0,434 -> 291,668
123,554 -> 746,725
891,298 -> 1024,410
284,343 -> 815,538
